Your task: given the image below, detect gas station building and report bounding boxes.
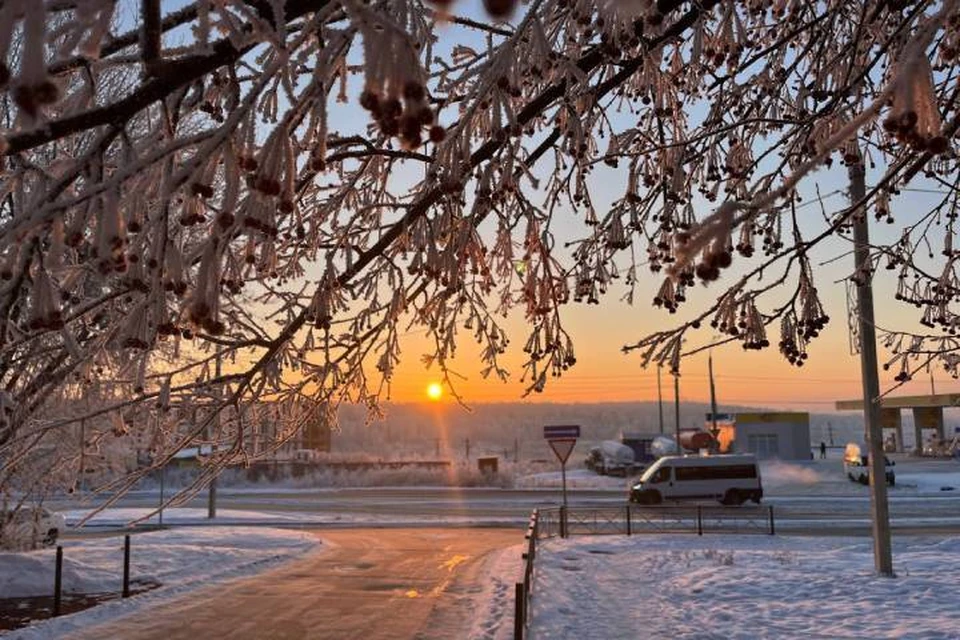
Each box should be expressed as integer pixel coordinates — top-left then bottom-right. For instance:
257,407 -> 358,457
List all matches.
835,393 -> 960,453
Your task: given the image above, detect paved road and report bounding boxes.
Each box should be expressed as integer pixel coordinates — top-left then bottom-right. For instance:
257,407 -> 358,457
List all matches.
56,486 -> 960,534
67,528 -> 519,640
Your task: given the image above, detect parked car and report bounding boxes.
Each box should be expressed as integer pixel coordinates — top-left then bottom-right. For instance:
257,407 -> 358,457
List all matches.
629,454 -> 762,505
843,443 -> 895,486
0,507 -> 66,549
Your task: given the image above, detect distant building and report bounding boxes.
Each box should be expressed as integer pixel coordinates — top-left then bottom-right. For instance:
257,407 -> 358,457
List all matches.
706,412 -> 811,460
156,399 -> 332,464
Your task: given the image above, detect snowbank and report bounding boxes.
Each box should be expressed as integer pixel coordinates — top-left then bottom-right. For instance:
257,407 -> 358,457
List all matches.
529,535 -> 960,639
465,543 -> 523,640
64,507 -> 320,527
0,552 -> 118,599
61,506 -> 523,529
3,527 -> 319,639
514,468 -> 631,490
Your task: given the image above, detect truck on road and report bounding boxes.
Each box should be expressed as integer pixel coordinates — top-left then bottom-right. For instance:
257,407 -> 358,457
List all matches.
585,441 -> 638,476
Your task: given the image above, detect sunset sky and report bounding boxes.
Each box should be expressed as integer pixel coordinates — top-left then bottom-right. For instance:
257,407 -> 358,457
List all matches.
337,10 -> 960,411
189,4 -> 960,413
385,170 -> 958,410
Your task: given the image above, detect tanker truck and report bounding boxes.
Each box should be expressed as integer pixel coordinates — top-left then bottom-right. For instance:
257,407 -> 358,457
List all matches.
679,430 -> 716,452
585,440 -> 637,476
650,431 -> 716,458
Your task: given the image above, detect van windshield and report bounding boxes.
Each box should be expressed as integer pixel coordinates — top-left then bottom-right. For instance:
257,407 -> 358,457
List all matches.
639,461 -> 663,483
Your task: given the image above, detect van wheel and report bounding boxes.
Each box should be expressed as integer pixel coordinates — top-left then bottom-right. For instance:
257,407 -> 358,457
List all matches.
722,490 -> 745,506
638,491 -> 661,505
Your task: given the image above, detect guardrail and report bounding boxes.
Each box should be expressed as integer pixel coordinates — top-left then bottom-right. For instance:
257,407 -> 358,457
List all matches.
537,504 -> 775,538
514,509 -> 538,640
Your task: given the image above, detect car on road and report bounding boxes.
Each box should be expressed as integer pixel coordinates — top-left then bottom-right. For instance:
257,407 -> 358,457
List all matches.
843,443 -> 895,486
628,454 -> 763,506
0,507 -> 66,550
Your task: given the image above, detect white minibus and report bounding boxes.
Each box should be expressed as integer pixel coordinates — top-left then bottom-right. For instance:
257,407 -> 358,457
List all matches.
628,454 -> 762,505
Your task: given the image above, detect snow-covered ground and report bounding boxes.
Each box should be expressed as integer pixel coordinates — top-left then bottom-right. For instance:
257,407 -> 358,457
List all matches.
63,507 -> 323,527
1,527 -> 318,639
529,535 -> 960,639
467,544 -> 524,640
516,467 -> 630,490
60,506 -> 517,529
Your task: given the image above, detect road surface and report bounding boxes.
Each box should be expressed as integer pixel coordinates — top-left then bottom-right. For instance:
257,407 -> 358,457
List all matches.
67,528 -> 518,640
55,486 -> 960,534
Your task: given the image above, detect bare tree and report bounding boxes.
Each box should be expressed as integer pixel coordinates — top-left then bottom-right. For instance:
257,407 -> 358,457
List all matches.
0,0 -> 958,506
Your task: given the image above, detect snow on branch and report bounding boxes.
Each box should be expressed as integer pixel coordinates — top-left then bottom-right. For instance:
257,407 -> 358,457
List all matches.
2,0 -> 960,504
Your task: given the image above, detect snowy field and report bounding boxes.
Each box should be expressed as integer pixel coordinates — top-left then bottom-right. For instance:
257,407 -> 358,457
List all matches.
63,507 -> 325,528
60,506 -> 516,529
529,535 -> 960,640
1,527 -> 318,638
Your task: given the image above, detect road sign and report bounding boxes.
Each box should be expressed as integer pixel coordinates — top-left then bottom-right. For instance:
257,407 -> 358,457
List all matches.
544,425 -> 580,439
548,438 -> 576,464
543,425 -> 580,513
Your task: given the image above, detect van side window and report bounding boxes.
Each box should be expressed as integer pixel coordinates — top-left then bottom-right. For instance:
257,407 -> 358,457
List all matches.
652,467 -> 671,483
675,464 -> 757,481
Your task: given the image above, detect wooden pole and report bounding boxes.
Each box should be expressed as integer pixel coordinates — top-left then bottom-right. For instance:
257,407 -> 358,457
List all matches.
849,160 -> 893,576
709,353 -> 719,450
657,367 -> 664,435
673,374 -> 681,455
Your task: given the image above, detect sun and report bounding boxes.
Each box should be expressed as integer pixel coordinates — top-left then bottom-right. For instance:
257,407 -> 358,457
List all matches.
426,382 -> 443,401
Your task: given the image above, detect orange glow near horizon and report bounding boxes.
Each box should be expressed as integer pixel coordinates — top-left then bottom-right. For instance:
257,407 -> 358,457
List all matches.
382,296 -> 960,412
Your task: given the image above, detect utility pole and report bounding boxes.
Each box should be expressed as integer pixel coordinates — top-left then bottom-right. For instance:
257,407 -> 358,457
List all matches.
514,437 -> 519,463
657,367 -> 665,435
849,159 -> 893,576
709,353 -> 719,450
465,437 -> 470,460
157,412 -> 165,528
78,419 -> 85,494
673,373 -> 681,455
827,422 -> 835,447
208,346 -> 221,519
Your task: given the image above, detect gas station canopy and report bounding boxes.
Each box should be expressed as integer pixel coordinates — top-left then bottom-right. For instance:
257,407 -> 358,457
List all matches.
835,394 -> 959,453
835,393 -> 960,411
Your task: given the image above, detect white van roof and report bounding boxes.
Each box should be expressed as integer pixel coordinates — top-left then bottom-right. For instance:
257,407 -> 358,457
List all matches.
656,454 -> 758,467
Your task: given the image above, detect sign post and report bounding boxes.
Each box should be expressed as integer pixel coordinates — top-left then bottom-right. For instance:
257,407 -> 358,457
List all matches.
544,425 -> 580,511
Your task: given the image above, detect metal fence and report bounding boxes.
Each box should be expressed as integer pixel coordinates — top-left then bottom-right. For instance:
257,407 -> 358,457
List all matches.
537,503 -> 775,538
53,534 -> 136,617
513,509 -> 538,640
511,504 -> 773,639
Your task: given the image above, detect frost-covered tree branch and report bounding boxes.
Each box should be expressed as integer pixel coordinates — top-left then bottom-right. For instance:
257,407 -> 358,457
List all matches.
1,0 -> 960,505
